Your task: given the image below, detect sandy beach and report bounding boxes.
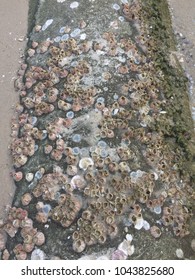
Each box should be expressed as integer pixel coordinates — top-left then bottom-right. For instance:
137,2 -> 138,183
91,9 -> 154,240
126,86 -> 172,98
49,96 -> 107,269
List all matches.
0,0 -> 28,219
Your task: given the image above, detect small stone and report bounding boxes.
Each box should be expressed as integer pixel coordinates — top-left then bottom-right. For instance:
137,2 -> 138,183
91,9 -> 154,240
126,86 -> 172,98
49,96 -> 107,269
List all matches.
70,28 -> 81,38
54,36 -> 61,42
176,248 -> 184,259
80,33 -> 87,40
113,4 -> 120,10
61,34 -> 69,41
70,2 -> 79,9
42,19 -> 53,31
191,239 -> 195,252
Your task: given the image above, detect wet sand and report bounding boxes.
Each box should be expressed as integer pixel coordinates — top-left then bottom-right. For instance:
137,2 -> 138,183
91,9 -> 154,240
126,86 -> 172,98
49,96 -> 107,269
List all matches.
168,0 -> 195,120
0,0 -> 28,219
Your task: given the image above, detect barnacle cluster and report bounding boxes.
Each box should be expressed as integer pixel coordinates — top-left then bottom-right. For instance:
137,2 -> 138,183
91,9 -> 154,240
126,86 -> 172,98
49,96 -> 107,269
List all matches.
3,0 -> 194,259
0,207 -> 45,259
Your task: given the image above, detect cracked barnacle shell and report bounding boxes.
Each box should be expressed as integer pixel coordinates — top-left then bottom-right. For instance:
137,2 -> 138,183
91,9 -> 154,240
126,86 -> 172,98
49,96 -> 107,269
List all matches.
108,223 -> 118,239
72,101 -> 82,112
21,193 -> 32,206
2,249 -> 10,260
4,222 -> 18,237
33,231 -> 45,246
118,161 -> 130,173
58,100 -> 72,111
67,165 -> 78,176
57,194 -> 67,205
47,88 -> 59,103
118,65 -> 129,74
27,48 -> 35,57
15,103 -> 24,113
70,175 -> 86,189
34,25 -> 42,32
21,226 -> 37,239
15,154 -> 28,167
20,218 -> 33,229
98,234 -> 107,245
56,139 -> 65,151
14,244 -> 27,260
13,171 -> 23,182
44,144 -> 53,154
32,41 -> 39,48
118,95 -> 129,106
111,249 -> 127,260
150,225 -> 161,238
23,242 -> 35,253
108,162 -> 118,172
72,230 -> 80,241
79,157 -> 94,170
50,149 -> 63,161
25,172 -> 34,182
23,97 -> 35,109
106,129 -> 115,138
36,212 -> 48,223
81,210 -> 92,220
73,239 -> 86,253
118,239 -> 134,257
38,41 -> 51,53
48,132 -> 56,141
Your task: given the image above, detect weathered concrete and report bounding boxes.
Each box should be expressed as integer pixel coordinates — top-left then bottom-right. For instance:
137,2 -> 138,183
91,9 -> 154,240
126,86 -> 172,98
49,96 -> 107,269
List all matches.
1,0 -> 194,260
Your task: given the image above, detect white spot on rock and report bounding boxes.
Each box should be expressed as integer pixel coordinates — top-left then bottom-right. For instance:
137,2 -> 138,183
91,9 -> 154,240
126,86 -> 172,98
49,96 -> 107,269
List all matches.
42,19 -> 53,31
70,1 -> 79,9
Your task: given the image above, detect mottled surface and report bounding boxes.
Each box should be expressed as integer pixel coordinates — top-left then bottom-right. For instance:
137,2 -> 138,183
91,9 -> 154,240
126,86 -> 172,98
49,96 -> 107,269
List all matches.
0,0 -> 195,260
168,0 -> 195,122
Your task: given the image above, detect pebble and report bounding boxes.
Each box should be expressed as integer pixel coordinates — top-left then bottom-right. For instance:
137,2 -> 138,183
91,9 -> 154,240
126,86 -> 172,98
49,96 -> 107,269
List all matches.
121,0 -> 129,4
54,36 -> 61,43
42,19 -> 53,31
72,134 -> 81,142
70,28 -> 81,38
66,111 -> 74,119
72,147 -> 80,155
191,239 -> 195,252
119,16 -> 125,22
80,33 -> 87,40
176,248 -> 184,259
61,34 -> 69,41
113,4 -> 120,10
153,206 -> 162,214
70,1 -> 79,9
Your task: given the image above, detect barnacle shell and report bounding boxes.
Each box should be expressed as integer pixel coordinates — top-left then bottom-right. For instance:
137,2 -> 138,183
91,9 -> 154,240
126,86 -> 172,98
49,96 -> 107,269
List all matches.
13,171 -> 23,182
150,225 -> 161,238
31,248 -> 46,260
33,231 -> 45,246
27,48 -> 35,57
25,173 -> 34,182
21,193 -> 32,206
70,175 -> 86,189
79,157 -> 94,170
2,249 -> 10,260
73,239 -> 86,253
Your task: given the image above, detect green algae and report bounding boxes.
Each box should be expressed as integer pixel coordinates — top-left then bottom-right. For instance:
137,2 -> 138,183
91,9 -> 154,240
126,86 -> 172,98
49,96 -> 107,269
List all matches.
142,0 -> 195,177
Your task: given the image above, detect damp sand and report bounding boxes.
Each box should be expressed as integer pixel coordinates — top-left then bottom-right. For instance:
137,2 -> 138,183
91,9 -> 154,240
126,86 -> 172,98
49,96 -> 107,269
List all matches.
0,0 -> 28,219
168,0 -> 195,123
